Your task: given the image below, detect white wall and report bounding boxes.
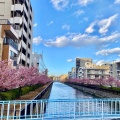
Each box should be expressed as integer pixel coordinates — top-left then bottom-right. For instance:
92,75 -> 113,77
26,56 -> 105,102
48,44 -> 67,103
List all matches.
0,0 -> 12,20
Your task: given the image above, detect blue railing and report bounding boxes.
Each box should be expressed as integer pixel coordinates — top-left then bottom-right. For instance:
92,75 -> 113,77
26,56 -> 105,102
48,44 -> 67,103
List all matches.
1,98 -> 120,120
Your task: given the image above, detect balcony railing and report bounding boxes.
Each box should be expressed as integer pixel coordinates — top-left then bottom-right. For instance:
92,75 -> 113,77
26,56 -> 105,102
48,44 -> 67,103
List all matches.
3,38 -> 18,51
117,67 -> 120,71
0,19 -> 11,25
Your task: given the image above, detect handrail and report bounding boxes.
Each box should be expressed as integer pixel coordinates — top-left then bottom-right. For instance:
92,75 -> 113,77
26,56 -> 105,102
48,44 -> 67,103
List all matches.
1,98 -> 120,119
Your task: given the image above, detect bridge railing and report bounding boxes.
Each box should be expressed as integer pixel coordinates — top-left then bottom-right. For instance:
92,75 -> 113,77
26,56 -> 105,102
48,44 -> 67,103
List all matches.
1,98 -> 120,120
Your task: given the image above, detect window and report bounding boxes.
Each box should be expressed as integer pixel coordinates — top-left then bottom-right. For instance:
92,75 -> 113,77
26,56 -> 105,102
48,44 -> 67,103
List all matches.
23,35 -> 27,44
11,11 -> 14,17
27,53 -> 30,58
10,50 -> 17,59
12,0 -> 15,4
22,47 -> 26,55
13,23 -> 20,30
24,24 -> 27,32
28,43 -> 30,49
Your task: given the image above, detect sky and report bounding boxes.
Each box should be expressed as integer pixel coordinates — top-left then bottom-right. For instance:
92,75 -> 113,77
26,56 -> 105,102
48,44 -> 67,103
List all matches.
30,0 -> 120,76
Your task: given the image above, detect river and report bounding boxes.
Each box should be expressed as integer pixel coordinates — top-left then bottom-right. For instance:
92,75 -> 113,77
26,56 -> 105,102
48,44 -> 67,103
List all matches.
48,82 -> 94,99
45,82 -> 119,120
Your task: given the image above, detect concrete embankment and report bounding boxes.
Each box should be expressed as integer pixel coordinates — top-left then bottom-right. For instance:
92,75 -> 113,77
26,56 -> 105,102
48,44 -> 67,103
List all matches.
20,82 -> 53,118
66,83 -> 120,98
33,82 -> 53,100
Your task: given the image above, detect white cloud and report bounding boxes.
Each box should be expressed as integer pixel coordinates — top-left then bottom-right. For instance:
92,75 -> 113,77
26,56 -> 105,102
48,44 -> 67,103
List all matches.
78,0 -> 93,6
98,14 -> 118,34
99,32 -> 120,42
33,36 -> 42,45
84,17 -> 89,21
67,59 -> 74,62
43,32 -> 120,48
96,60 -> 106,65
85,22 -> 96,33
96,47 -> 120,56
114,0 -> 120,4
51,0 -> 68,11
47,21 -> 53,26
70,34 -> 97,47
74,10 -> 84,17
62,24 -> 70,30
44,36 -> 69,47
33,23 -> 37,27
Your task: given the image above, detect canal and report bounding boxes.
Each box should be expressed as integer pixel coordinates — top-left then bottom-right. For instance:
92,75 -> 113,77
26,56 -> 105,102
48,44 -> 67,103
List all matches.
48,82 -> 94,99
45,82 -> 118,120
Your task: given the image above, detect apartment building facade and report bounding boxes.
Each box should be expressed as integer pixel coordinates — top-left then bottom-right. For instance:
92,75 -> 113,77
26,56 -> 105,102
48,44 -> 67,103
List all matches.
31,52 -> 41,69
76,58 -> 92,77
68,58 -> 110,80
0,19 -> 19,66
110,62 -> 120,80
0,0 -> 33,67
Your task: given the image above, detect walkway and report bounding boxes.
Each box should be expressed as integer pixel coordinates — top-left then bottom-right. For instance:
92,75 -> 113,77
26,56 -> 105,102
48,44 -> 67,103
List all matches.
16,83 -> 51,100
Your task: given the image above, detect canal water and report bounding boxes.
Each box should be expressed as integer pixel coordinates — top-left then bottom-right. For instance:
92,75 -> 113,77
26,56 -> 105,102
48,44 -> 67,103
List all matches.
45,82 -> 119,120
48,82 -> 93,99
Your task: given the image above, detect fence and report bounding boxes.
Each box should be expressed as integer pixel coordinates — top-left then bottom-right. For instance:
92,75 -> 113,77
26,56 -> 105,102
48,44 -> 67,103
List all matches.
1,98 -> 120,120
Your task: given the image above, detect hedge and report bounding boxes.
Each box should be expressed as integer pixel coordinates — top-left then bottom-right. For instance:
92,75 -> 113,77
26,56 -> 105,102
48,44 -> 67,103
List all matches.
0,84 -> 43,100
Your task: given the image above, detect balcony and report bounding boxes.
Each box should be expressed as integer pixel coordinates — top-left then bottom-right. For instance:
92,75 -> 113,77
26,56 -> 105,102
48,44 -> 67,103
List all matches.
117,67 -> 120,71
87,71 -> 103,75
3,38 -> 18,51
11,4 -> 23,11
0,19 -> 10,25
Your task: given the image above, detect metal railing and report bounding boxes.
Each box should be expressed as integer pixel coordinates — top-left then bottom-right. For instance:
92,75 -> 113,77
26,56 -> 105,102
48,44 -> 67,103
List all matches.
0,19 -> 11,25
1,98 -> 120,120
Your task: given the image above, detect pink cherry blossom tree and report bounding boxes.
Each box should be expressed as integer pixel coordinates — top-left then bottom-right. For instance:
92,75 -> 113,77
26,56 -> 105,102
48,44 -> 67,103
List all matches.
0,60 -> 52,93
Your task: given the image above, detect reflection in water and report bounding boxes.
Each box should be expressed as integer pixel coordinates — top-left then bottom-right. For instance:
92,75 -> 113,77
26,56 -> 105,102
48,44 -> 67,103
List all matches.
48,82 -> 93,99
45,82 -> 119,120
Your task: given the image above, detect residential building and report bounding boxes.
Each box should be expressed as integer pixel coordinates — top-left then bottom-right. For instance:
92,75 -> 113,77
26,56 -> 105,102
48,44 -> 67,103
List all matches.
68,58 -> 110,80
76,58 -> 92,77
68,71 -> 72,79
31,52 -> 41,69
110,62 -> 120,80
71,67 -> 76,78
84,61 -> 110,79
0,19 -> 19,66
0,0 -> 33,67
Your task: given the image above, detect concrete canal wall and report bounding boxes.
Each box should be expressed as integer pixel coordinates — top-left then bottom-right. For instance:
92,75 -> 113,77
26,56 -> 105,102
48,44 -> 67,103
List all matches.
20,82 -> 53,119
66,83 -> 120,98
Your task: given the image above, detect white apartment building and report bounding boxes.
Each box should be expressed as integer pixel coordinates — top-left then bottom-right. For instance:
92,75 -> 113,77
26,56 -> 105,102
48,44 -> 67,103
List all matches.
0,0 -> 33,67
68,67 -> 76,79
68,58 -> 110,80
71,67 -> 76,78
109,62 -> 120,80
76,58 -> 92,78
68,71 -> 72,79
31,52 -> 42,69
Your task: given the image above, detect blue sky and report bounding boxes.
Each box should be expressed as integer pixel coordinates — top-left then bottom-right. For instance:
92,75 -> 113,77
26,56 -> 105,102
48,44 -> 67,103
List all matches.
30,0 -> 120,76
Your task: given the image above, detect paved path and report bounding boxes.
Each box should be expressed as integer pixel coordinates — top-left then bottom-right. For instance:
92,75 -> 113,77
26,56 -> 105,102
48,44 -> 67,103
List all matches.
15,83 -> 50,100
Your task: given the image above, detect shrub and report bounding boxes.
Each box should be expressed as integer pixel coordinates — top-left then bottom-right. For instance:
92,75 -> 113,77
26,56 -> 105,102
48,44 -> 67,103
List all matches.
0,84 -> 44,100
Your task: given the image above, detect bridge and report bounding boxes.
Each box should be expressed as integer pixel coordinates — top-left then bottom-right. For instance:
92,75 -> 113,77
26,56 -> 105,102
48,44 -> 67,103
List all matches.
1,98 -> 120,120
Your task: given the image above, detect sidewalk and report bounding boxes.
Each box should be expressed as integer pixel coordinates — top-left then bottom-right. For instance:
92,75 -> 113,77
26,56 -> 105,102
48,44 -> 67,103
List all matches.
16,83 -> 50,100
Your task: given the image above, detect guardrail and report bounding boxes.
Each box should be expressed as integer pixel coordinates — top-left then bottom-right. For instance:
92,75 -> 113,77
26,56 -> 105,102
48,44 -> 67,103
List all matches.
1,98 -> 120,120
